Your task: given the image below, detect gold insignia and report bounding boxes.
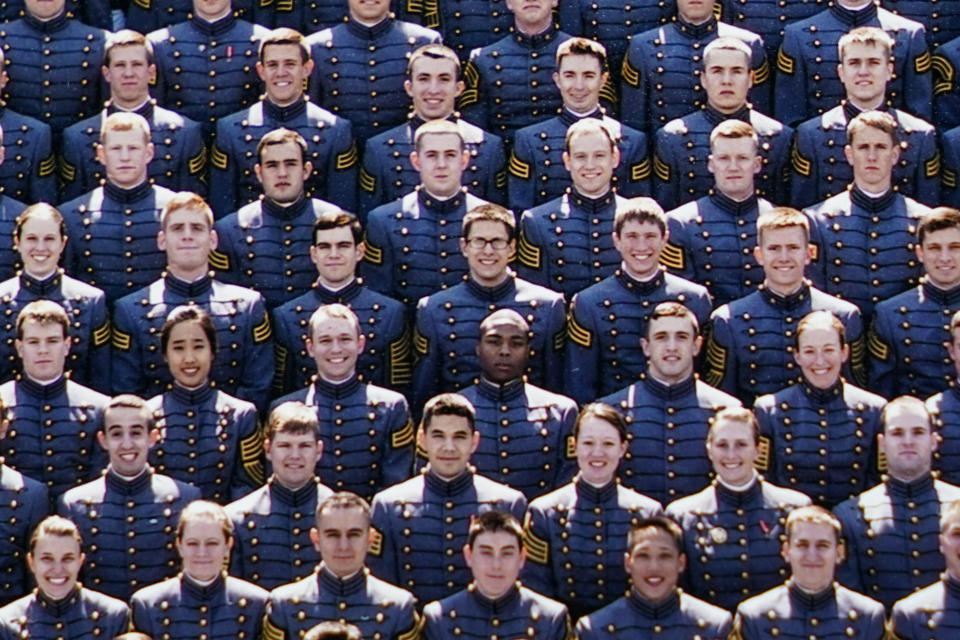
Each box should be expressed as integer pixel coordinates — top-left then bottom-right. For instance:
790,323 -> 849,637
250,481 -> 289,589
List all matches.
659,242 -> 685,271
710,527 -> 728,544
359,166 -> 377,193
132,0 -> 151,8
458,61 -> 481,109
807,242 -> 818,262
421,0 -> 440,27
567,311 -> 593,349
277,0 -> 293,11
729,614 -> 745,640
868,330 -> 890,361
368,528 -> 384,557
553,328 -> 566,352
259,0 -> 274,6
240,429 -> 265,486
791,141 -> 811,177
565,435 -> 576,459
391,419 -> 415,449
849,334 -> 867,387
704,338 -> 727,388
755,435 -> 771,472
406,0 -> 423,14
712,0 -> 722,19
599,78 -> 618,105
398,614 -> 425,640
753,58 -> 770,85
187,147 -> 207,175
631,158 -> 651,182
389,332 -> 412,388
362,232 -> 383,265
59,155 -> 76,183
336,142 -> 358,170
933,54 -> 955,96
516,230 -> 541,269
262,616 -> 285,640
522,514 -> 550,565
89,318 -> 110,347
273,344 -> 288,392
495,169 -> 507,189
915,50 -> 932,74
877,449 -> 888,473
926,152 -> 941,178
208,248 -> 230,271
944,167 -> 958,190
621,57 -> 640,88
39,154 -> 56,178
462,59 -> 480,88
413,327 -> 429,357
252,313 -> 272,344
508,151 -> 531,180
777,48 -> 795,75
653,153 -> 670,182
112,327 -> 132,351
211,145 -> 229,170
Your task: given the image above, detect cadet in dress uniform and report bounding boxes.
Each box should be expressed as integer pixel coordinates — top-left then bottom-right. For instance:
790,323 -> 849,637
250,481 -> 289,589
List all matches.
226,401 -> 333,591
0,301 -> 108,503
305,0 -> 440,143
272,304 -> 414,499
145,306 -> 264,502
576,515 -> 732,639
369,393 -> 526,604
754,311 -> 885,508
362,120 -> 492,307
834,396 -> 960,608
620,0 -> 769,136
565,199 -> 712,404
213,128 -> 343,308
127,0 -> 253,34
775,0 -> 931,127
421,510 -> 572,640
411,204 -> 567,410
130,501 -> 269,640
0,516 -> 130,640
396,0 -> 512,61
666,407 -> 811,612
0,204 -> 110,391
924,310 -> 960,486
509,38 -> 649,211
0,50 -> 54,205
58,394 -> 201,601
263,492 -> 421,640
730,506 -> 886,640
271,210 -> 409,394
211,28 -> 357,217
875,0 -> 960,51
523,403 -> 663,620
598,302 -> 740,504
111,192 -> 274,410
653,38 -> 792,211
719,0 -> 824,63
704,207 -> 865,404
870,207 -> 960,399
0,0 -> 110,27
791,28 -> 940,209
360,43 -> 506,214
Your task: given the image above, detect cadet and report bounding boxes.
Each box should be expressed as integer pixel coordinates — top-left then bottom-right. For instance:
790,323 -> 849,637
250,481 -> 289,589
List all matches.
305,0 -> 441,142
887,0 -> 960,53
666,407 -> 811,611
515,119 -> 627,298
130,501 -> 269,640
775,0 -> 931,127
455,310 -> 578,499
925,310 -> 960,486
362,120 -> 492,307
0,50 -> 54,205
148,0 -> 268,137
523,403 -> 663,620
60,112 -> 175,303
421,510 -> 571,640
575,516 -> 733,639
211,28 -> 357,217
653,38 -> 792,211
458,0 -> 573,140
870,207 -> 960,399
60,30 -> 208,203
369,393 -> 526,604
598,302 -> 740,504
0,0 -> 107,135
58,394 -> 201,601
271,211 -> 409,394
213,128 -> 343,308
0,204 -> 110,391
127,0 -> 254,33
509,38 -> 650,211
718,0 -> 825,62
273,304 -> 414,500
395,0 -> 512,60
791,28 -> 940,209
359,43 -> 506,214
226,401 -> 333,590
0,516 -> 130,640
705,207 -> 865,404
0,301 -> 108,503
412,204 -> 567,409
620,0 -> 769,136
754,311 -> 885,507
249,0 -> 344,34
264,492 -> 421,640
565,200 -> 712,405
731,506 -> 886,640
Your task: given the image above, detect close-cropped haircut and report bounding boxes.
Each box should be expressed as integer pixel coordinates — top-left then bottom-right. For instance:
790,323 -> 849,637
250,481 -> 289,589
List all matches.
572,403 -> 627,442
846,110 -> 899,146
880,395 -> 931,433
784,505 -> 842,543
708,406 -> 760,446
462,204 -> 516,240
421,393 -> 477,434
917,207 -> 960,246
104,29 -> 154,66
466,509 -> 523,548
266,401 -> 320,441
626,516 -> 684,554
702,36 -> 752,70
160,191 -> 214,229
15,203 -> 67,241
796,310 -> 846,348
314,210 -> 363,245
565,118 -> 616,152
176,500 -> 233,542
555,37 -> 608,72
614,197 -> 666,236
100,111 -> 151,144
104,394 -> 156,433
307,303 -> 361,340
316,492 -> 371,525
257,127 -> 308,165
16,299 -> 69,340
160,305 -> 218,355
756,207 -> 810,245
407,43 -> 461,80
414,119 -> 464,152
259,27 -> 311,63
645,301 -> 700,338
30,515 -> 83,553
838,26 -> 894,61
710,119 -> 759,152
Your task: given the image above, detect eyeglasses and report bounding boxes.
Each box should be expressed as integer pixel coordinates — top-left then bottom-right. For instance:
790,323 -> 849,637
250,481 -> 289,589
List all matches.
465,237 -> 510,251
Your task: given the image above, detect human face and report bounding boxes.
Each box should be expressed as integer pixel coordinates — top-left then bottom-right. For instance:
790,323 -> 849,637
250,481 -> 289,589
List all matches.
258,44 -> 313,106
306,315 -> 364,382
17,215 -> 65,279
476,319 -> 529,383
265,431 -> 322,490
754,225 -> 810,296
24,0 -> 66,21
782,521 -> 842,593
405,56 -> 463,120
917,227 -> 960,290
97,128 -> 154,189
676,0 -> 713,24
554,54 -> 607,114
158,207 -> 218,280
311,506 -> 369,577
103,45 -> 155,109
641,315 -> 701,384
838,42 -> 892,109
192,0 -> 232,22
940,515 -> 960,580
624,529 -> 685,603
16,320 -> 69,381
310,226 -> 364,288
879,405 -> 937,483
256,141 -> 312,204
411,133 -> 468,198
348,0 -> 390,25
98,407 -> 158,477
28,535 -> 83,600
702,48 -> 752,113
177,519 -> 232,582
708,135 -> 760,201
505,0 -> 558,35
461,220 -> 514,287
844,126 -> 899,193
575,415 -> 626,486
464,531 -> 525,599
419,414 -> 479,478
563,132 -> 619,198
707,418 -> 757,486
795,325 -> 847,390
613,219 -> 667,281
164,320 -> 213,388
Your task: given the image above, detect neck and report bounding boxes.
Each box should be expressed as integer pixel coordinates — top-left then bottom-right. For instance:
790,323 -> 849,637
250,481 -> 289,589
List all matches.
837,0 -> 872,9
110,95 -> 151,111
848,95 -> 885,112
648,370 -> 692,387
268,93 -> 304,108
415,108 -> 454,121
423,186 -> 461,201
275,476 -> 313,491
476,584 -> 513,600
318,372 -> 354,385
516,19 -> 551,36
574,184 -> 611,199
29,9 -> 65,22
471,270 -> 510,288
24,267 -> 57,281
709,100 -> 748,115
185,572 -> 219,586
716,471 -> 758,491
891,469 -> 930,485
680,12 -> 711,24
763,279 -> 804,297
926,277 -> 960,291
168,266 -> 208,283
431,467 -> 468,482
110,465 -> 148,481
25,373 -> 62,386
580,475 -> 614,488
565,104 -> 600,117
268,193 -> 306,207
350,13 -> 388,26
854,182 -> 891,196
110,177 -> 148,191
718,185 -> 755,202
197,9 -> 232,23
317,276 -> 354,291
622,261 -> 659,282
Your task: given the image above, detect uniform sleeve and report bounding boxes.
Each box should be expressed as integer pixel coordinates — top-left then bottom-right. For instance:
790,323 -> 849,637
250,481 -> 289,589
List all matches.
520,506 -> 556,598
902,33 -> 933,122
558,0 -> 583,39
211,217 -> 242,286
359,139 -> 386,219
663,214 -> 696,282
832,501 -> 865,593
481,134 -> 508,205
209,122 -> 239,219
515,211 -> 548,288
80,291 -> 112,394
382,306 -> 413,394
360,212 -> 395,297
790,126 -> 820,208
747,40 -> 772,117
322,122 -> 359,213
701,309 -> 739,397
933,49 -> 960,130
177,119 -> 209,198
380,398 -> 415,489
227,511 -> 247,578
394,597 -> 422,640
540,297 -> 568,393
411,299 -> 441,414
942,130 -> 960,208
803,208 -> 828,291
459,54 -> 489,131
653,127 -> 681,212
889,602 -> 919,640
620,41 -> 648,133
615,130 -> 652,198
773,33 -> 808,127
232,404 -> 265,497
148,35 -> 170,107
264,597 -> 291,640
911,127 -> 941,207
764,125 -> 794,206
126,5 -> 161,34
421,603 -> 445,640
270,309 -> 295,396
564,294 -> 600,406
508,132 -> 537,212
868,307 -> 897,399
110,301 -> 146,396
58,125 -> 89,203
367,497 -> 399,586
752,396 -> 778,482
237,298 -> 275,411
130,593 -> 157,636
839,309 -> 866,388
554,402 -> 579,486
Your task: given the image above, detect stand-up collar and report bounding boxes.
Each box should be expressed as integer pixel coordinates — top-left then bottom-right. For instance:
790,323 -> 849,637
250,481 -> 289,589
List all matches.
616,268 -> 665,296
574,475 -> 618,503
921,277 -> 960,307
105,467 -> 152,496
170,381 -> 215,406
842,99 -> 889,123
569,188 -> 616,215
313,374 -> 362,399
264,96 -> 308,122
800,377 -> 844,404
270,476 -> 320,507
345,16 -> 394,40
19,375 -> 67,400
476,376 -> 525,402
24,10 -> 69,33
20,271 -> 63,297
886,473 -> 934,500
710,190 -> 758,216
703,104 -> 752,127
512,22 -> 558,48
312,279 -> 363,305
850,186 -> 896,214
640,372 -> 696,401
424,468 -> 474,497
263,194 -> 310,220
418,186 -> 467,216
37,586 -> 81,616
788,581 -> 836,611
559,107 -> 603,127
628,589 -> 680,619
465,275 -> 516,302
675,14 -> 717,40
318,565 -> 367,596
758,282 -> 811,311
164,272 -> 213,299
468,583 -> 521,613
182,572 -> 227,601
107,99 -> 155,120
715,477 -> 763,507
190,11 -> 237,36
830,1 -> 878,27
104,180 -> 153,205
